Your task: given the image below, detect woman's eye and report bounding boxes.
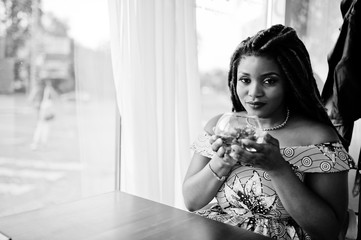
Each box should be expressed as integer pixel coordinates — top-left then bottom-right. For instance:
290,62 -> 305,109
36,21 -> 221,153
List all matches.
238,77 -> 250,84
263,77 -> 277,85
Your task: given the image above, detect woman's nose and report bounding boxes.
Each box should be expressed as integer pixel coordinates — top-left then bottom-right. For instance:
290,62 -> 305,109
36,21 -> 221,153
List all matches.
248,82 -> 264,98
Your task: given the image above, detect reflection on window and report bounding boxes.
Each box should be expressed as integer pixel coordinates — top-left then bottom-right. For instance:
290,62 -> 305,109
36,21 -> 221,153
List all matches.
0,0 -> 116,217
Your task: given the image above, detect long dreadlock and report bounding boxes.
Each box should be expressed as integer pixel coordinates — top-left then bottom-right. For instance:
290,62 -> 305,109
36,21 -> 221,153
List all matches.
228,24 -> 335,131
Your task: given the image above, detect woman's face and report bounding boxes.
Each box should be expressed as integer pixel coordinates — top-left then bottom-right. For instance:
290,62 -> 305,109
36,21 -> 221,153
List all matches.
236,55 -> 287,118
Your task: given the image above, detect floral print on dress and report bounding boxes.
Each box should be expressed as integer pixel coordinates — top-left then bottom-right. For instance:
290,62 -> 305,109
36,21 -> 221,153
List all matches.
224,171 -> 277,216
191,134 -> 353,240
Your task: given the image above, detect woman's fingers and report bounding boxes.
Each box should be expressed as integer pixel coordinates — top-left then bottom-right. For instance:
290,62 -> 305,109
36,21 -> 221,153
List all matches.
211,137 -> 223,152
240,139 -> 263,152
229,149 -> 239,160
230,144 -> 255,166
230,144 -> 243,153
209,134 -> 217,144
240,133 -> 279,152
262,133 -> 280,147
217,146 -> 226,157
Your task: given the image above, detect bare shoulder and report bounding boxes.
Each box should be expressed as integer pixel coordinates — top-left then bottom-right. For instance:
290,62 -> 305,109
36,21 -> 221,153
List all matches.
289,115 -> 339,145
204,114 -> 223,135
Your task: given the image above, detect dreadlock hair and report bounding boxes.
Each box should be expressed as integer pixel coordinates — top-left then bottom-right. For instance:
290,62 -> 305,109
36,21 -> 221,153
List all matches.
228,24 -> 334,129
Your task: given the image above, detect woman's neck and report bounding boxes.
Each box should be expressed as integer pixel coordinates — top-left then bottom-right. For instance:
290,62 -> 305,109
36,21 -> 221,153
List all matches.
257,108 -> 289,131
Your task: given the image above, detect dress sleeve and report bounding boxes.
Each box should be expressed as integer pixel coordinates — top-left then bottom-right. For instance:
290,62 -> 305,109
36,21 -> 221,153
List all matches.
284,142 -> 355,173
190,131 -> 215,158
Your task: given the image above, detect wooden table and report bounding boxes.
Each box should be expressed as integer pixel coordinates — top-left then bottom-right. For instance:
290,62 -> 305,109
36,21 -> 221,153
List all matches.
0,191 -> 271,240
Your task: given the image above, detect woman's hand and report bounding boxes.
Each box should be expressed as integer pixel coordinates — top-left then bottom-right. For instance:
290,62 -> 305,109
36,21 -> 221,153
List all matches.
209,135 -> 238,168
229,133 -> 289,172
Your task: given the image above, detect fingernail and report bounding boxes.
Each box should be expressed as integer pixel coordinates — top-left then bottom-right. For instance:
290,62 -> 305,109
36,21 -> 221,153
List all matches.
216,138 -> 223,144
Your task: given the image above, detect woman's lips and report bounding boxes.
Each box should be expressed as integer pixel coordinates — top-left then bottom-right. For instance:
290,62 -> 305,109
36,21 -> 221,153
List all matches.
247,102 -> 265,109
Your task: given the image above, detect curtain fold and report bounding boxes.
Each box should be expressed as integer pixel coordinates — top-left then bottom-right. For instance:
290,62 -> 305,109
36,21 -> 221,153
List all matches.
108,0 -> 201,208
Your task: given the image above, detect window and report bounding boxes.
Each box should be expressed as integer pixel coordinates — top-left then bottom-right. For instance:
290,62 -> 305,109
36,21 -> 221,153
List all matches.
1,0 -> 358,216
0,0 -> 117,217
196,0 -> 269,126
196,0 -> 344,123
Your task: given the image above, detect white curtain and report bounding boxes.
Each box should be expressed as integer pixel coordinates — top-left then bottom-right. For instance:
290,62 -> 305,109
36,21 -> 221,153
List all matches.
108,0 -> 201,208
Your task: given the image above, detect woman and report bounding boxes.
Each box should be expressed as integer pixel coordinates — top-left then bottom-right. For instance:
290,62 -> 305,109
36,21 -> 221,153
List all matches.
182,25 -> 354,239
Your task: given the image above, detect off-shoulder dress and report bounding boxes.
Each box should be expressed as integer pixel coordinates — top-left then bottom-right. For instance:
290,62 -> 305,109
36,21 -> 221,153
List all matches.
191,131 -> 354,240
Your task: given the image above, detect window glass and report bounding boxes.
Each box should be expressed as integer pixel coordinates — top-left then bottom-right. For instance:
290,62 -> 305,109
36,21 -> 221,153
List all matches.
196,0 -> 344,122
196,0 -> 268,125
285,0 -> 343,92
0,0 -> 116,217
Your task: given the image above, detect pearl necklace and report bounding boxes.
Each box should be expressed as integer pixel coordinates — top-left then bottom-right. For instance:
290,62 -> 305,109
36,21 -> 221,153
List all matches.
247,108 -> 290,131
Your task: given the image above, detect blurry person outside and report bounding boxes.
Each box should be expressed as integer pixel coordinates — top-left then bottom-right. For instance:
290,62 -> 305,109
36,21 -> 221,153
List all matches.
30,78 -> 58,150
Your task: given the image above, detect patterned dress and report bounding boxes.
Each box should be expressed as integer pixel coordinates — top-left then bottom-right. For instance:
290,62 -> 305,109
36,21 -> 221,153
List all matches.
191,132 -> 354,240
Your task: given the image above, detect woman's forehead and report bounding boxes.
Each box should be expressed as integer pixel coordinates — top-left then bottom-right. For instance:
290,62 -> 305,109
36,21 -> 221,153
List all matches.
237,55 -> 281,74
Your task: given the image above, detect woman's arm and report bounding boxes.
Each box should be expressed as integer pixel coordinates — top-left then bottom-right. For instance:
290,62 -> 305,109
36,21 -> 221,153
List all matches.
269,166 -> 348,240
182,153 -> 229,211
183,114 -> 237,211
